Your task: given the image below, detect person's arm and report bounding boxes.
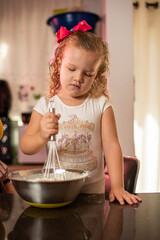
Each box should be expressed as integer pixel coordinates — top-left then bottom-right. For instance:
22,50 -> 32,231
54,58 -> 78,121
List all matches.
3,179 -> 16,194
0,160 -> 8,182
0,160 -> 16,193
101,106 -> 142,205
20,110 -> 60,155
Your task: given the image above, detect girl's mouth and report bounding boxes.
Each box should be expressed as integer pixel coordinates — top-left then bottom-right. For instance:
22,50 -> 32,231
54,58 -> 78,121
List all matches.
70,84 -> 80,89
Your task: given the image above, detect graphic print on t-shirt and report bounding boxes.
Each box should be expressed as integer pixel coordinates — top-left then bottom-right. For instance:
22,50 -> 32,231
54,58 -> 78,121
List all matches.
57,115 -> 97,171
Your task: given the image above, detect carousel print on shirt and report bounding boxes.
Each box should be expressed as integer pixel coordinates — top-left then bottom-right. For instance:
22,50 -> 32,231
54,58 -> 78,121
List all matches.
57,115 -> 97,172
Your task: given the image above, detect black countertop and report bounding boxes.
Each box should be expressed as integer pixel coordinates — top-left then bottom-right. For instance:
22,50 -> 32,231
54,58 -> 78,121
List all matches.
0,193 -> 160,240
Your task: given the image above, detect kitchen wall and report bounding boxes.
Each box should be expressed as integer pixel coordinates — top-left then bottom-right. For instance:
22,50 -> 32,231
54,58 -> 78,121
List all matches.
106,0 -> 135,156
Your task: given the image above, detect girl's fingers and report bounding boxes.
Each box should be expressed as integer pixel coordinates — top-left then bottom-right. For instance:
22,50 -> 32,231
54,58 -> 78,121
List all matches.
122,193 -> 142,205
123,195 -> 136,205
109,192 -> 116,202
44,115 -> 59,127
46,122 -> 59,130
117,197 -> 125,205
110,189 -> 142,205
131,194 -> 142,203
114,193 -> 126,205
56,113 -> 61,119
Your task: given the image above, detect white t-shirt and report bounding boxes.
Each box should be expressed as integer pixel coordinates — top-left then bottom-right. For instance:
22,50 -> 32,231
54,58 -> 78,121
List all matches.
34,95 -> 111,194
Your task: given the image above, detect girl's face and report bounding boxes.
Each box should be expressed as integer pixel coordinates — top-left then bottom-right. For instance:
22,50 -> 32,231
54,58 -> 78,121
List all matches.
59,45 -> 101,101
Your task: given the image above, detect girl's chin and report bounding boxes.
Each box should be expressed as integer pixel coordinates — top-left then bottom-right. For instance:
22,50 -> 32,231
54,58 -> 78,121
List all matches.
70,93 -> 89,99
58,90 -> 89,99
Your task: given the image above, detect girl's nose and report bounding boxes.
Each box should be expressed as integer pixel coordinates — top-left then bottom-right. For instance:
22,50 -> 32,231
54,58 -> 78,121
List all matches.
74,72 -> 83,83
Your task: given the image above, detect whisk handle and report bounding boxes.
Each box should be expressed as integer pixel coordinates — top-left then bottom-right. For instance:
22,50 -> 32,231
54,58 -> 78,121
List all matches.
50,134 -> 55,141
49,106 -> 56,141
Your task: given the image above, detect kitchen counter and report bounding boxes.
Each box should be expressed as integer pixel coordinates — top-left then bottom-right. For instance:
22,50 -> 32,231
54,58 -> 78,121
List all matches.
0,193 -> 160,239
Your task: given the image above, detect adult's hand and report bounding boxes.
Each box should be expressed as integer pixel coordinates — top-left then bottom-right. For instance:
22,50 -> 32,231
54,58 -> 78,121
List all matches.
0,160 -> 8,182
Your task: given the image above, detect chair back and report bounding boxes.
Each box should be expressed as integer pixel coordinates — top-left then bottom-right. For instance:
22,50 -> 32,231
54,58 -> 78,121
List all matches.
104,156 -> 139,194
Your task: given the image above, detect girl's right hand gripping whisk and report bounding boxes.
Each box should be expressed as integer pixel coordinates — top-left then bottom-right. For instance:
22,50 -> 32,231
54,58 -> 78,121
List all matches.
42,101 -> 65,179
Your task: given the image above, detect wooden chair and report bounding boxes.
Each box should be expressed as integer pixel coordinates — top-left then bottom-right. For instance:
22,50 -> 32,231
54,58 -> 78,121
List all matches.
104,156 -> 139,194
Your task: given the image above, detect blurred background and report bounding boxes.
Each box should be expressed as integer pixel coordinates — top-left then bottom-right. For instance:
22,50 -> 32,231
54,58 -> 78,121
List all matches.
0,0 -> 160,193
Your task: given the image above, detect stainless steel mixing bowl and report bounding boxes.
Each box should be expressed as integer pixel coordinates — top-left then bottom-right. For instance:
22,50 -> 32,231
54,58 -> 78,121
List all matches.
10,168 -> 88,208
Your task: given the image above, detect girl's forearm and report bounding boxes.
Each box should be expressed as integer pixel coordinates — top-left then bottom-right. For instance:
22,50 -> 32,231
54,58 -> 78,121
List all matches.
105,144 -> 124,189
20,132 -> 48,155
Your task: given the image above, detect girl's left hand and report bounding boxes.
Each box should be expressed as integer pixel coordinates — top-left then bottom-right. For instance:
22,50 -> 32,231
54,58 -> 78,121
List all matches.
109,187 -> 142,205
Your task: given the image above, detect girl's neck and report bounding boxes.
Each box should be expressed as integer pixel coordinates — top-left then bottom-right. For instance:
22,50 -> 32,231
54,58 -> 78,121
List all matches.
57,93 -> 89,106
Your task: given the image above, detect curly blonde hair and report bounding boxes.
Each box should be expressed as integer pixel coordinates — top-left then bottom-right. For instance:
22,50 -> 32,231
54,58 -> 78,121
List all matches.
48,31 -> 110,99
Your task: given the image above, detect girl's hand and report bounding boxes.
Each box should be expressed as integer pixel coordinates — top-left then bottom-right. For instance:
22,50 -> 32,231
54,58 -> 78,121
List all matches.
109,187 -> 142,205
40,112 -> 61,141
0,160 -> 8,182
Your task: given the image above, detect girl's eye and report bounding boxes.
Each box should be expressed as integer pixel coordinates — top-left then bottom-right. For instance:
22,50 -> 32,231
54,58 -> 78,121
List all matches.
68,68 -> 75,71
85,73 -> 93,77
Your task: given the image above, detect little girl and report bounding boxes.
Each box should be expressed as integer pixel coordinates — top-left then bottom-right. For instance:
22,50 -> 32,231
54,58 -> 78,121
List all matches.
20,20 -> 142,205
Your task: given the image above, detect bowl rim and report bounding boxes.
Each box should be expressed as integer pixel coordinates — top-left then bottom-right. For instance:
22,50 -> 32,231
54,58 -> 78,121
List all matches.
9,168 -> 89,183
47,11 -> 101,25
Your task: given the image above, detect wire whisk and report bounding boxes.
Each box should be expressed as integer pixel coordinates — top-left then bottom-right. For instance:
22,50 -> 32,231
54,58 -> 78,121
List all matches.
42,101 -> 65,180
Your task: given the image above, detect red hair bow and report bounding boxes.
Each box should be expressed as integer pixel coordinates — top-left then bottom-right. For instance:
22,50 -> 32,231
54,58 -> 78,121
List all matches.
56,20 -> 92,43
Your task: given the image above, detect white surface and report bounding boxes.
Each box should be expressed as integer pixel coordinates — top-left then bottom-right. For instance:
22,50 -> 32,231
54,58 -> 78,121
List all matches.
106,0 -> 135,156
